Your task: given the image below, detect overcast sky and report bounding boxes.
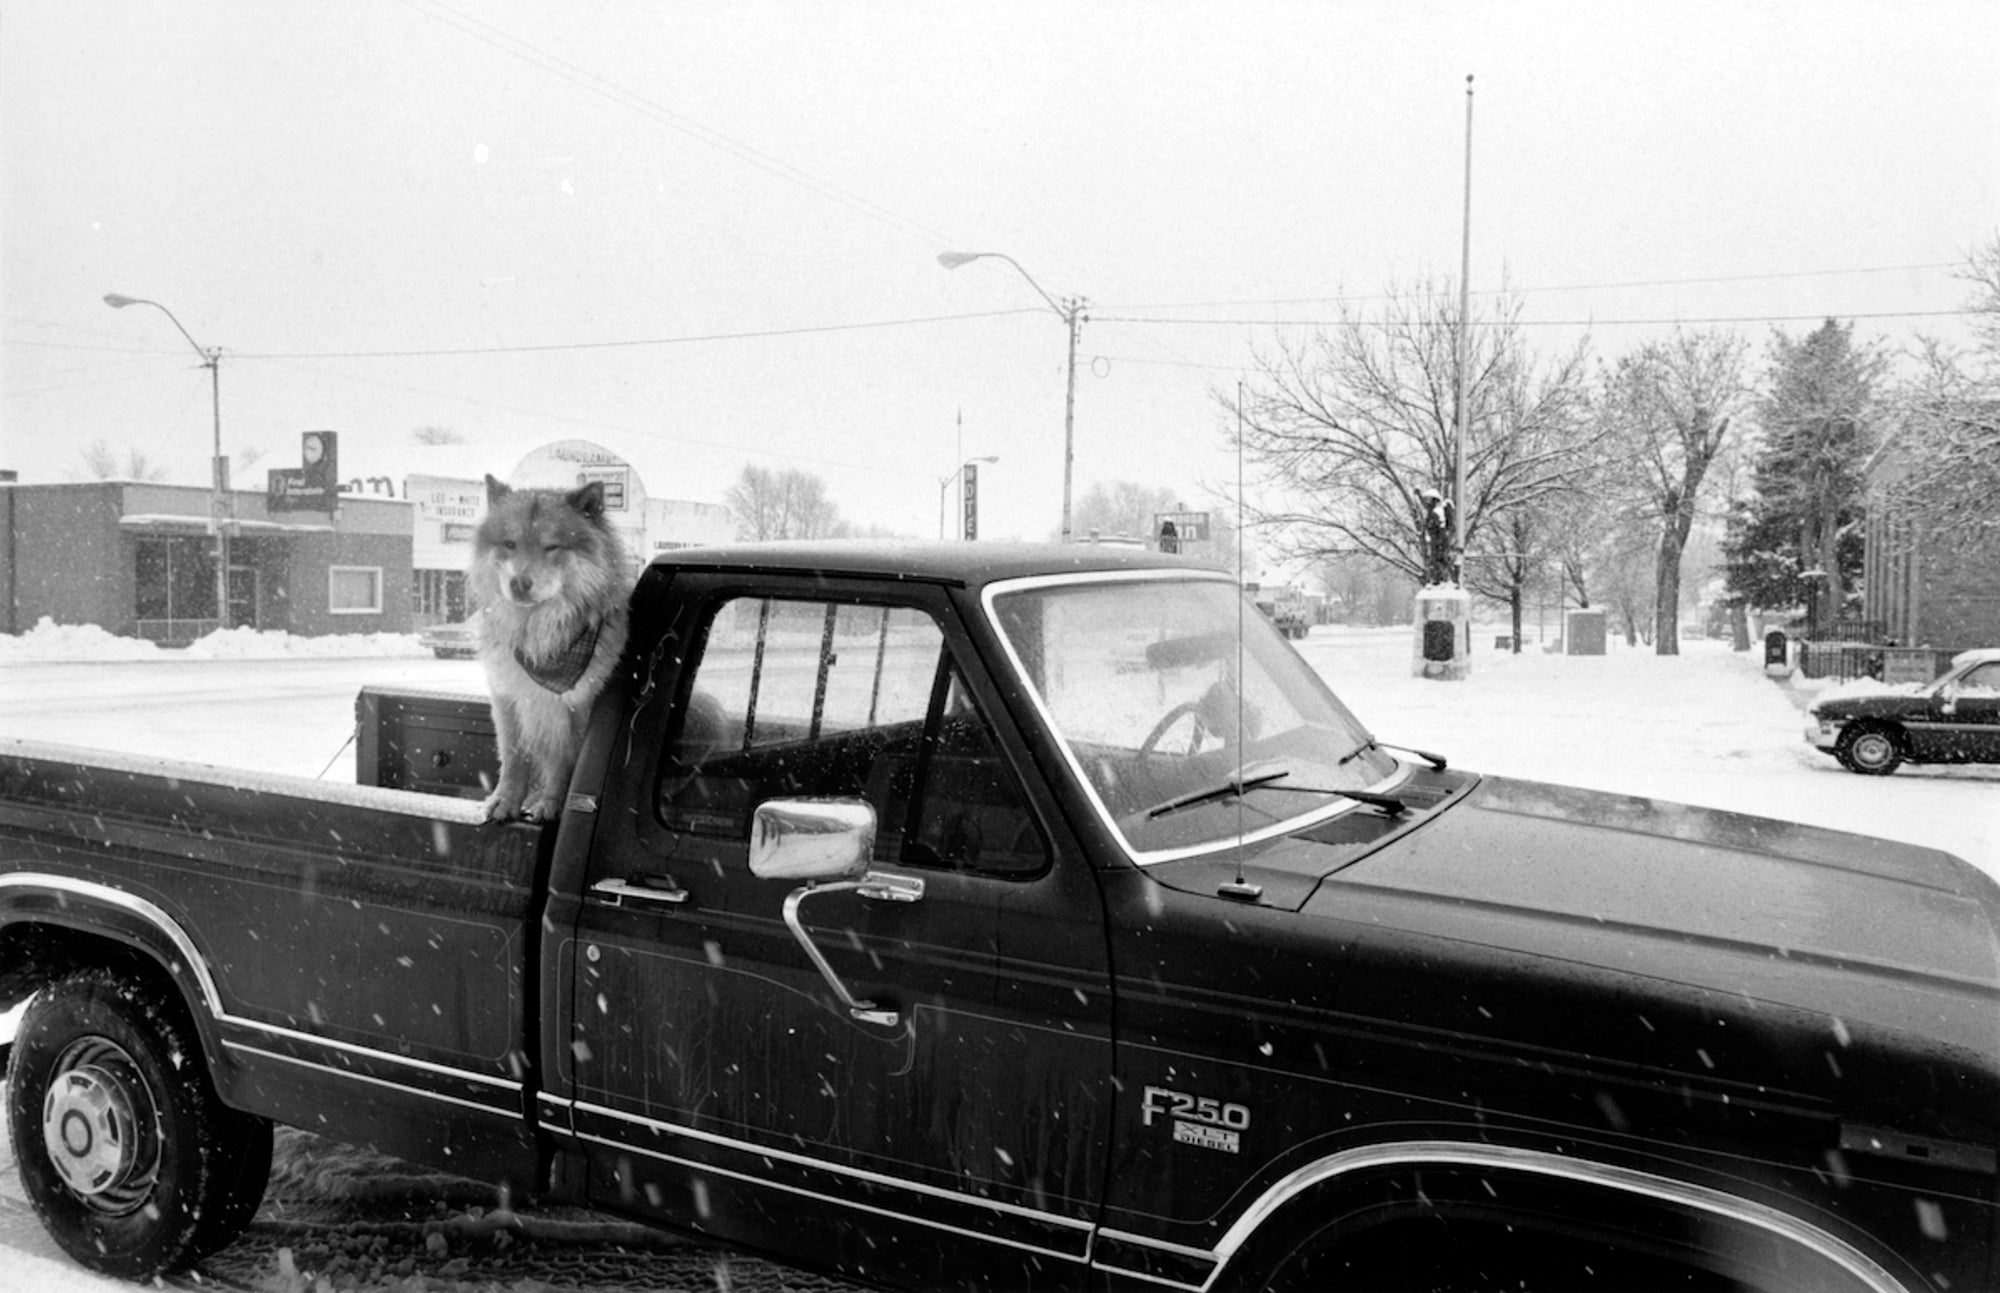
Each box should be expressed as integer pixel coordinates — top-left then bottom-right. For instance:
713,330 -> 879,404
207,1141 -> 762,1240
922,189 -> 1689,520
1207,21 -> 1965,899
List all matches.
4,1 -> 1995,545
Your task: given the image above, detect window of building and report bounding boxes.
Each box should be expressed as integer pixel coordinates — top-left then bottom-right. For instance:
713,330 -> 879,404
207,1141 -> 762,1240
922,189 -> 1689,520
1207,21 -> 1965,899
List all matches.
329,566 -> 384,614
413,569 -> 466,620
134,536 -> 217,621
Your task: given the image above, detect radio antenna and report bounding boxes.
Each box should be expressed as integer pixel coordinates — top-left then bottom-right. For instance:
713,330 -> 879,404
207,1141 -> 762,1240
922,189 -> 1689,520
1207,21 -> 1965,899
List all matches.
1219,379 -> 1262,901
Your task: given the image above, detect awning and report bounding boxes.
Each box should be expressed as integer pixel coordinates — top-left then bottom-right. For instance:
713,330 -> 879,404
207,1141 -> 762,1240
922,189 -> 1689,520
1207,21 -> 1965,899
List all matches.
119,514 -> 335,536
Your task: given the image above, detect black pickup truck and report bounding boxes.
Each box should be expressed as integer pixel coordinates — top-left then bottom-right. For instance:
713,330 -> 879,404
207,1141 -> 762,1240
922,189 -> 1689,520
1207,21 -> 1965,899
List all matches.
2,543 -> 1995,1291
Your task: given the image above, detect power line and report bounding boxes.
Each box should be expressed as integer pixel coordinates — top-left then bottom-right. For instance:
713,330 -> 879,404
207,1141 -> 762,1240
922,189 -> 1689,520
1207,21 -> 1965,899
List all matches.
252,355 -> 941,484
231,308 -> 1042,360
1092,308 -> 1976,329
1101,262 -> 1961,313
398,0 -> 951,250
3,337 -> 192,356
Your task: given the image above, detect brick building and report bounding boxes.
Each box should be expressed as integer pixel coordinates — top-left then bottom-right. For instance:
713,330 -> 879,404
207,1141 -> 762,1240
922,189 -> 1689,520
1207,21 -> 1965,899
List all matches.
1862,438 -> 2000,650
1,481 -> 413,644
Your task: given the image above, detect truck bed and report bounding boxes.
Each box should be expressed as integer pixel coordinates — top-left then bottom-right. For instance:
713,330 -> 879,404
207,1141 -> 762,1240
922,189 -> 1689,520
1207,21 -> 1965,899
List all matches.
0,737 -> 549,1182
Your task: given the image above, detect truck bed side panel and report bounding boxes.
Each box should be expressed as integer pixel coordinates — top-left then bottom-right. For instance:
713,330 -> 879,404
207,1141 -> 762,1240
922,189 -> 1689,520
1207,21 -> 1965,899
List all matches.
0,740 -> 547,1182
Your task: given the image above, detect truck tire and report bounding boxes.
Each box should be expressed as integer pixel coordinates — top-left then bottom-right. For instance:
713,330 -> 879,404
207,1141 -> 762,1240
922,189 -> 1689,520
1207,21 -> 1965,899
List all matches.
5,967 -> 272,1277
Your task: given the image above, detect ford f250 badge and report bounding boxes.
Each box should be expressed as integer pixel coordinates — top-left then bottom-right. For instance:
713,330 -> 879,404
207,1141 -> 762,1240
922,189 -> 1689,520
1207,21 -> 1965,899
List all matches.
1141,1085 -> 1250,1154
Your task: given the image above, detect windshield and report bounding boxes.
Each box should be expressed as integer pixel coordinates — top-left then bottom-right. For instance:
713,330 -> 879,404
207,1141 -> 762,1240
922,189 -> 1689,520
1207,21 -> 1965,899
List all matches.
986,572 -> 1400,860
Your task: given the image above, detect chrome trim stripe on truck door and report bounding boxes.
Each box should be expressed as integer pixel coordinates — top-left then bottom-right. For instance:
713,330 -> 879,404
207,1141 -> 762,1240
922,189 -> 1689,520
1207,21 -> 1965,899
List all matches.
562,1097 -> 1096,1264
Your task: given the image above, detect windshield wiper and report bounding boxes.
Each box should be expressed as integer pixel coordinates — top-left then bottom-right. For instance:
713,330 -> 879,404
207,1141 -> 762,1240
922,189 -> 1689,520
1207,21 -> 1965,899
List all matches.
1146,766 -> 1293,819
1338,738 -> 1379,766
1145,764 -> 1409,820
1341,736 -> 1447,772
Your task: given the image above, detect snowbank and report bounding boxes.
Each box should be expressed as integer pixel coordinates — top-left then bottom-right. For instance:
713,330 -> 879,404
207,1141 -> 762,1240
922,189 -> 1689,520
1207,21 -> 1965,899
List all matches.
0,618 -> 162,661
0,617 -> 430,662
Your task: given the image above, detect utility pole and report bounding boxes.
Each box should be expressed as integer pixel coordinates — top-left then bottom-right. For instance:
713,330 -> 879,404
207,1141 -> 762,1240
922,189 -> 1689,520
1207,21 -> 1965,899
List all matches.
1059,297 -> 1082,544
937,251 -> 1086,542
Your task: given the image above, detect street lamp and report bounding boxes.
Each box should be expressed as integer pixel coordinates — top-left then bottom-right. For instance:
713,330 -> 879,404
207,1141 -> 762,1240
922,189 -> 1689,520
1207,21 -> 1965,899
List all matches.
937,252 -> 1086,543
938,456 -> 999,540
104,293 -> 231,631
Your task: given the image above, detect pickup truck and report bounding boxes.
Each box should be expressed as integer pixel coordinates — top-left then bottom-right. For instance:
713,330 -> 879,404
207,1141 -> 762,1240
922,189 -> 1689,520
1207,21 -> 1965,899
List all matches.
1,542 -> 1995,1291
1247,582 -> 1311,639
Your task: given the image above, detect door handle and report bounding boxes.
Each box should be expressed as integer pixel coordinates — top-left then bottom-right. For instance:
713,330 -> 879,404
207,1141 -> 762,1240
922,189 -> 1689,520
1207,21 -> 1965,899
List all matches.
856,871 -> 925,904
589,876 -> 690,908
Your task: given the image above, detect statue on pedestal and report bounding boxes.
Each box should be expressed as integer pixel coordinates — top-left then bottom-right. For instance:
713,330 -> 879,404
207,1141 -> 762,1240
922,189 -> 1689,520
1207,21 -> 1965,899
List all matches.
1418,488 -> 1455,587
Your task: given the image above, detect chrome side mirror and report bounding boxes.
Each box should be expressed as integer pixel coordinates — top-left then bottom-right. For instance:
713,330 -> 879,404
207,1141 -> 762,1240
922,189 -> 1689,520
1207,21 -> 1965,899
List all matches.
749,798 -> 875,881
748,798 -> 921,1028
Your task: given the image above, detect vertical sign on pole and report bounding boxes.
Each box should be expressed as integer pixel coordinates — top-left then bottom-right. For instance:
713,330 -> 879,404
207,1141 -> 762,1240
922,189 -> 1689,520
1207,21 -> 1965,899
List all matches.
961,463 -> 979,541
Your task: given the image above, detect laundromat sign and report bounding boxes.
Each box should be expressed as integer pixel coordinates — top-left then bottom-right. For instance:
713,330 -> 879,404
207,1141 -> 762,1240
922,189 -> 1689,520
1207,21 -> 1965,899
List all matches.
512,440 -> 642,514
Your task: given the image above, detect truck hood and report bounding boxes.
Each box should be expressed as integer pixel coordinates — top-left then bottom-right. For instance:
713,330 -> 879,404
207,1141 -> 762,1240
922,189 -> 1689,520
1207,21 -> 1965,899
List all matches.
1324,776 -> 2000,994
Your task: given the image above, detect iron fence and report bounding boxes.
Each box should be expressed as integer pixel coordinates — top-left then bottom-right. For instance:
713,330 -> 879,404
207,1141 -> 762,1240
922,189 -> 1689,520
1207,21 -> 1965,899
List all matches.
1796,643 -> 1959,684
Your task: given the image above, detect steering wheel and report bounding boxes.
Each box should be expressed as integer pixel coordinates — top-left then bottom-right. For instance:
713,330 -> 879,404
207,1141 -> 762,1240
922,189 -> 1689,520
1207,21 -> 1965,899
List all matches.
1139,701 -> 1214,759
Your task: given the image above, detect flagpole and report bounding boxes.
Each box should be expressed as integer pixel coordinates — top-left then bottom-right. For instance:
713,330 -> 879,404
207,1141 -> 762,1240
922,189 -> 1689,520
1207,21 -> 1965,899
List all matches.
1453,73 -> 1474,584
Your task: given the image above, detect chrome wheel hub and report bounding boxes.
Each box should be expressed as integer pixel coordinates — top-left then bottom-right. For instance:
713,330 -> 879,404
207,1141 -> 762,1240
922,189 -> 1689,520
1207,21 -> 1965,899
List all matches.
41,1042 -> 159,1210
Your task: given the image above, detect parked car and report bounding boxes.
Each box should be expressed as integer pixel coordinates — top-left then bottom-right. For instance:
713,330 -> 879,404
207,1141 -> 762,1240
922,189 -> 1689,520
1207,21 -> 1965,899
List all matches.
417,612 -> 480,659
1806,645 -> 2000,774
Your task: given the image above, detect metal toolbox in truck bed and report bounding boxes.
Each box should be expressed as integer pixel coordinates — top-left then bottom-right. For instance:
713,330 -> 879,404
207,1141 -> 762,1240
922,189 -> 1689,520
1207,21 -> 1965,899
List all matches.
355,685 -> 497,798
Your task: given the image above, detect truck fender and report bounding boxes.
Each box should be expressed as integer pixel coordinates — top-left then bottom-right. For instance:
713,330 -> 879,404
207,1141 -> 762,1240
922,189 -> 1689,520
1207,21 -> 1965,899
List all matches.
0,871 -> 227,1072
1202,1140 -> 1911,1293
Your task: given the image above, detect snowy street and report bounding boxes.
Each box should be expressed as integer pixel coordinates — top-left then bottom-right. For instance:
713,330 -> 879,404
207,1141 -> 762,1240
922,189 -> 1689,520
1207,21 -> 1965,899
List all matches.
2,625 -> 1991,877
1302,628 -> 1997,880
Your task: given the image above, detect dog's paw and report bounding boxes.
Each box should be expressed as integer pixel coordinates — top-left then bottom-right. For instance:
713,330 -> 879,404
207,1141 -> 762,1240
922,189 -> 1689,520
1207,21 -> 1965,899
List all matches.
480,792 -> 521,822
520,793 -> 563,822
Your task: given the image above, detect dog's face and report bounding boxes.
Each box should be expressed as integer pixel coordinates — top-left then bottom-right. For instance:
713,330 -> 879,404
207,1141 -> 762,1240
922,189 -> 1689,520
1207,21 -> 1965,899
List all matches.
475,475 -> 615,607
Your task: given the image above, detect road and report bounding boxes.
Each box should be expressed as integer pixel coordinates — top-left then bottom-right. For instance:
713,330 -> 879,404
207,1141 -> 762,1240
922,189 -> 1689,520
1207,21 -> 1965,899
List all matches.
0,656 -> 486,781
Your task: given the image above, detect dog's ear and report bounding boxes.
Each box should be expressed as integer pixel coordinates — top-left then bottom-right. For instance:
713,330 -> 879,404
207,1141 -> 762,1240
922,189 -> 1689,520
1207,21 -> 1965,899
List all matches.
486,474 -> 512,504
567,480 -> 607,522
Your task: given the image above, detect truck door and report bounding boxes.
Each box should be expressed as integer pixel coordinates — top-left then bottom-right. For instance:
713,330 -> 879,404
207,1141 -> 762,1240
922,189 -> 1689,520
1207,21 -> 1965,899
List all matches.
557,576 -> 1113,1281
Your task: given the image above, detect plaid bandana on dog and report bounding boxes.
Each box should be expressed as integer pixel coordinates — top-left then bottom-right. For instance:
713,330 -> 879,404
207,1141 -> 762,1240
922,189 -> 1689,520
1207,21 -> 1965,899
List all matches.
515,617 -> 603,695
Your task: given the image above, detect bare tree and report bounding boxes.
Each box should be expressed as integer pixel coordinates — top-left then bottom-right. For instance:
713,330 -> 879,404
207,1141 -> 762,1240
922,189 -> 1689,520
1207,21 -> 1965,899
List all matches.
725,464 -> 847,540
1310,555 -> 1416,625
1892,343 -> 1999,542
77,439 -> 170,482
1463,504 -> 1557,653
1887,237 -> 2000,541
1598,330 -> 1749,654
1069,479 -> 1238,558
1228,278 -> 1598,586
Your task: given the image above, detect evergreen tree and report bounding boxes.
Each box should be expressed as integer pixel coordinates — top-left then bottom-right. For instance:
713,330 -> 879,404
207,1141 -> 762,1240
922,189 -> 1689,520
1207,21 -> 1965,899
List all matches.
1723,319 -> 1883,626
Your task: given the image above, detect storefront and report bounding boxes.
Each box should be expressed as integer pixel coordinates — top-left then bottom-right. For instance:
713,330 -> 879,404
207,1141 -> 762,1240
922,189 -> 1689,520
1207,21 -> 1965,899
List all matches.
2,481 -> 413,644
399,441 -> 736,628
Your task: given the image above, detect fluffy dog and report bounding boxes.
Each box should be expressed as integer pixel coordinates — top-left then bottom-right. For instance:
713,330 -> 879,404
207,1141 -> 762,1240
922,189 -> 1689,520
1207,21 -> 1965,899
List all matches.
468,475 -> 632,822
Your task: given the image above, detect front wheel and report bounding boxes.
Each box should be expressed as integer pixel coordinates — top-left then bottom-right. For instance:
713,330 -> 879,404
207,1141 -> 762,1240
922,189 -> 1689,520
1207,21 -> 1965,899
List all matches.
6,968 -> 272,1278
1836,724 -> 1904,775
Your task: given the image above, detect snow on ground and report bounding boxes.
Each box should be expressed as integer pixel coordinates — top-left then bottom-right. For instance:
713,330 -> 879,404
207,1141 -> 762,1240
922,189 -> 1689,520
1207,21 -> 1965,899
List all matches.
0,616 -> 432,663
1310,627 -> 1997,878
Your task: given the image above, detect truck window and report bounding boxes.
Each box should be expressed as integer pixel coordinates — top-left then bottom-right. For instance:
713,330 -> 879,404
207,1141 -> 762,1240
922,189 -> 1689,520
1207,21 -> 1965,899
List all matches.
657,595 -> 1046,877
